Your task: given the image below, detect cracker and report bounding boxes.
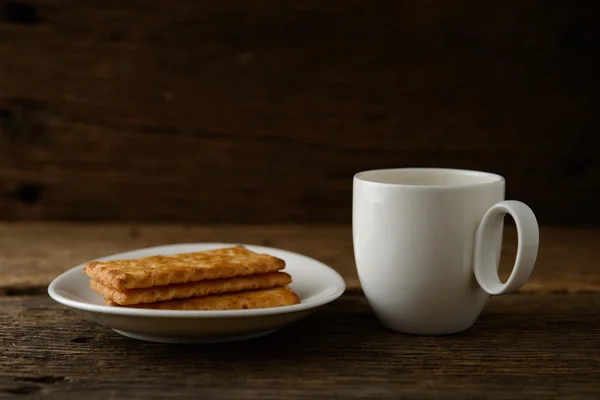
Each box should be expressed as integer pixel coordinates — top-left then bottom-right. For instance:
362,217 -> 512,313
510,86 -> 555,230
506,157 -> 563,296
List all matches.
83,245 -> 285,290
90,271 -> 292,305
104,287 -> 301,310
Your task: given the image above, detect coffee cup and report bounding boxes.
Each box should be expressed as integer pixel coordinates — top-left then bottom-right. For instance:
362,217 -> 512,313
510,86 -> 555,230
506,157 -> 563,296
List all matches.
352,168 -> 539,334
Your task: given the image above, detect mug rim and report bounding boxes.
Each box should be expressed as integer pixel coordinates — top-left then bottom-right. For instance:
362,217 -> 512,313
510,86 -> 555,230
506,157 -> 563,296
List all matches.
353,167 -> 505,189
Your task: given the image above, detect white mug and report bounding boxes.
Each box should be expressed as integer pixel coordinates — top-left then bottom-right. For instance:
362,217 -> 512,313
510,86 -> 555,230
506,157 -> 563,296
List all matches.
352,168 -> 539,335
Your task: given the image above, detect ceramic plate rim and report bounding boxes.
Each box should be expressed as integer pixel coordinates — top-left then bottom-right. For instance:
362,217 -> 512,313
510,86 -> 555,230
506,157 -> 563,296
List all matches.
47,242 -> 346,318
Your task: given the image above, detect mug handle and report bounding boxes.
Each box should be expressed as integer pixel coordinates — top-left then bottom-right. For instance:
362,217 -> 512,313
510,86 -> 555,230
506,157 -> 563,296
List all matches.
474,200 -> 539,295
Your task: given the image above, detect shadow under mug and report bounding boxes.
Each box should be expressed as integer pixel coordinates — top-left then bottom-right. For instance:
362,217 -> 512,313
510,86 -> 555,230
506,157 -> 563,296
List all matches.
352,168 -> 539,335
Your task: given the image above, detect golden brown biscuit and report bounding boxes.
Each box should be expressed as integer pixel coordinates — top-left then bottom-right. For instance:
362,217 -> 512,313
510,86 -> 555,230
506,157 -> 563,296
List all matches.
90,271 -> 292,305
104,287 -> 301,310
83,245 -> 285,290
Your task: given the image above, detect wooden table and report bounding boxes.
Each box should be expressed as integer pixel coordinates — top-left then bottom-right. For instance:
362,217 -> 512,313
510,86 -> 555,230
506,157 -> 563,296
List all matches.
1,223 -> 599,399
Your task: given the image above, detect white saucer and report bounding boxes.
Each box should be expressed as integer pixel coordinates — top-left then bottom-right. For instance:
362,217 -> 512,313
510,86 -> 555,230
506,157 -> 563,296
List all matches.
48,243 -> 346,343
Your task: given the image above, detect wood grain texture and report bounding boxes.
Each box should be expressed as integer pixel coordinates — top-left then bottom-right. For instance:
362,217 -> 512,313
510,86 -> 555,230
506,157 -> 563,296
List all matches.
0,223 -> 599,295
0,294 -> 598,399
0,0 -> 599,224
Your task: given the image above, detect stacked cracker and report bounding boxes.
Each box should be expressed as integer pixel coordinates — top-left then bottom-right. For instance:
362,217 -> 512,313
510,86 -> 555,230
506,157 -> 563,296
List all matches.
83,245 -> 300,310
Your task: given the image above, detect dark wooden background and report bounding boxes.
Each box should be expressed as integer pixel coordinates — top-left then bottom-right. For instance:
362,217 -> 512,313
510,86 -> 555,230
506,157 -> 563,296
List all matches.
1,0 -> 598,225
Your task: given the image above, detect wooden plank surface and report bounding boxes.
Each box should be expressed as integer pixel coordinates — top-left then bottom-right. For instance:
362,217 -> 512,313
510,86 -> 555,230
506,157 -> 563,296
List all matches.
1,1 -> 599,224
1,223 -> 599,295
0,293 -> 598,399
